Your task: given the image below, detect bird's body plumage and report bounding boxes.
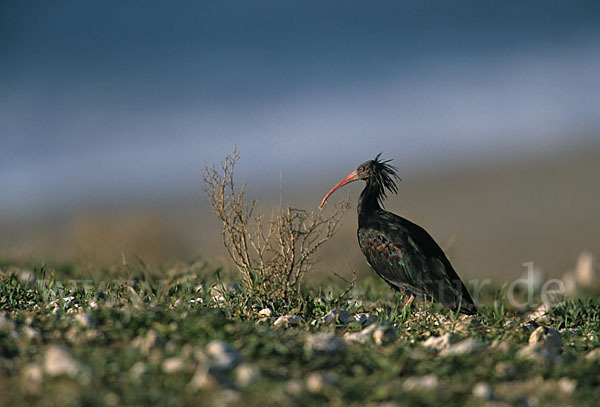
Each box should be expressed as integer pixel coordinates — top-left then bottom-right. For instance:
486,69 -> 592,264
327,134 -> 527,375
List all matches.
321,153 -> 477,315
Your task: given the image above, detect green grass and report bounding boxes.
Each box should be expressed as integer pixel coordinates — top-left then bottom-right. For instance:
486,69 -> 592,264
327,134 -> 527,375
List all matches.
1,261 -> 600,406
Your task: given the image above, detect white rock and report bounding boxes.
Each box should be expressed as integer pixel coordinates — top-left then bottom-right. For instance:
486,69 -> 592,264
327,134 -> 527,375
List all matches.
17,269 -> 36,285
453,315 -> 480,332
234,363 -> 260,387
74,312 -> 95,327
472,382 -> 494,400
527,304 -> 551,324
305,333 -> 346,355
403,374 -> 439,391
162,357 -> 185,374
44,345 -> 81,377
528,326 -> 561,351
285,379 -> 303,395
344,324 -> 396,345
320,309 -> 354,325
344,324 -> 377,344
440,338 -> 485,356
373,326 -> 397,345
189,366 -> 219,390
585,348 -> 600,360
517,326 -> 562,361
306,372 -> 337,393
129,362 -> 147,380
557,377 -> 576,394
131,330 -> 158,355
258,308 -> 272,317
273,314 -> 305,328
422,333 -> 460,351
206,340 -> 242,370
22,363 -> 43,392
22,326 -> 40,340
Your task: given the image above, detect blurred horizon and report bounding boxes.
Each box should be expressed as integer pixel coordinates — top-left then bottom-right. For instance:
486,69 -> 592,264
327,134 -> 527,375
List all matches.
1,1 -> 599,282
2,1 -> 600,217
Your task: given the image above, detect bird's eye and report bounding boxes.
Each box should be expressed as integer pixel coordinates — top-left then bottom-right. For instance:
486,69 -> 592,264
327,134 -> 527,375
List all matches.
359,166 -> 365,172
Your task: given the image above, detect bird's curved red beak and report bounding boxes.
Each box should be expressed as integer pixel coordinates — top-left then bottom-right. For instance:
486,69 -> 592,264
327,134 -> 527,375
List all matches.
320,170 -> 359,208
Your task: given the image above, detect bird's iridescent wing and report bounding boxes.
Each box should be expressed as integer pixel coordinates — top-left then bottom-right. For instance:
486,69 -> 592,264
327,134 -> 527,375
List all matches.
358,228 -> 427,295
359,212 -> 477,314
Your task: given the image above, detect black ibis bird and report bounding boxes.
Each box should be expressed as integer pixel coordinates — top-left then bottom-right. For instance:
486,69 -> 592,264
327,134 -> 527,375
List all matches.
320,154 -> 477,315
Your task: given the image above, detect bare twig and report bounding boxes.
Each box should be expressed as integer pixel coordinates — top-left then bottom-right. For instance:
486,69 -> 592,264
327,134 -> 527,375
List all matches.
202,148 -> 349,302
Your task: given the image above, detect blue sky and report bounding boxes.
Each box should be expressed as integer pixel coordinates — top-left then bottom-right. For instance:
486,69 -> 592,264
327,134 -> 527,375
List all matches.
2,1 -> 600,216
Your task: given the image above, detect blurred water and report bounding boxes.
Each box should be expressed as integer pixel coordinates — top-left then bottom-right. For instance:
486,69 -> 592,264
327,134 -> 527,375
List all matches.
1,1 -> 600,216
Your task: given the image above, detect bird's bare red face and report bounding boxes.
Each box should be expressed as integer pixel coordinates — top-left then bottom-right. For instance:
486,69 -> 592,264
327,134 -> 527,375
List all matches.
319,170 -> 360,208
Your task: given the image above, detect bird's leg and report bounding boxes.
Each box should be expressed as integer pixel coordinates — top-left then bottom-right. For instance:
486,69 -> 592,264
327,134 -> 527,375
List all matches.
404,293 -> 415,307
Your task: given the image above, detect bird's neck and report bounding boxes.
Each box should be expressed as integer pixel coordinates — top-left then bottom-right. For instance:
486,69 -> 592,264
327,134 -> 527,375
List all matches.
358,181 -> 382,220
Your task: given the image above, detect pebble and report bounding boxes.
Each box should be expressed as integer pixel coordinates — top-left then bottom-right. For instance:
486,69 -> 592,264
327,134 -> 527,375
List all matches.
305,333 -> 346,355
131,330 -> 158,356
162,357 -> 185,374
129,362 -> 147,380
373,325 -> 397,345
306,372 -> 337,393
453,315 -> 480,333
74,312 -> 95,327
258,308 -> 272,317
189,366 -> 219,390
422,333 -> 460,351
273,314 -> 306,328
234,363 -> 260,387
285,379 -> 303,395
206,340 -> 242,370
320,309 -> 354,325
344,324 -> 377,344
517,326 -> 562,362
472,382 -> 494,400
490,340 -> 510,353
528,326 -> 561,351
17,269 -> 36,285
440,338 -> 485,356
557,377 -> 576,394
585,348 -> 600,360
527,304 -> 552,324
402,374 -> 439,391
44,345 -> 81,377
22,363 -> 43,393
22,326 -> 40,340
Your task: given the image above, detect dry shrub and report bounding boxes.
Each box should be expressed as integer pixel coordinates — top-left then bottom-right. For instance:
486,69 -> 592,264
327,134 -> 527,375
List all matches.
202,148 -> 349,302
